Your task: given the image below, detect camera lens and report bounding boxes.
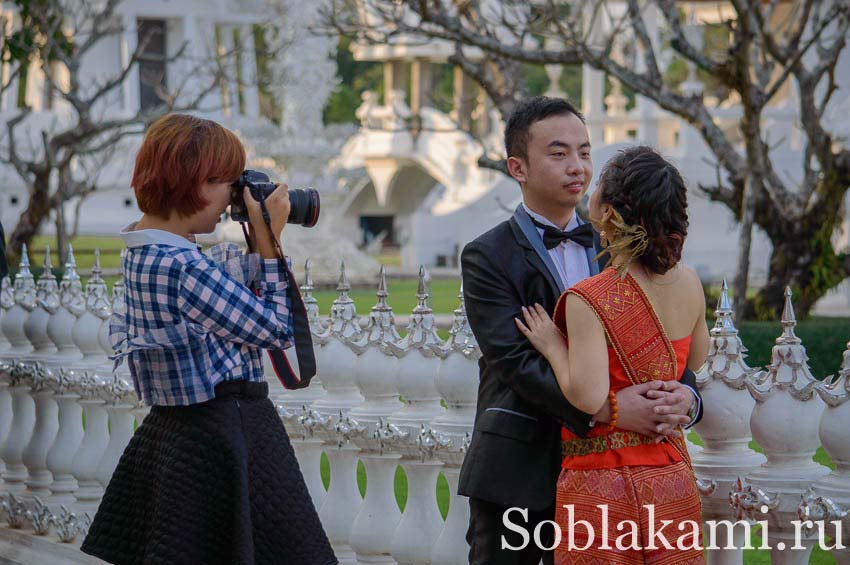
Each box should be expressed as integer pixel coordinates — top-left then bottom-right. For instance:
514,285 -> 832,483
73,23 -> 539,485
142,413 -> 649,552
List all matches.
288,189 -> 320,228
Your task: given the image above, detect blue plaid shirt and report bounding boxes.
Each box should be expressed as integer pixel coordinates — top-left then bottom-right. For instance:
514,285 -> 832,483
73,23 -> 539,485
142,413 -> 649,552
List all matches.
110,224 -> 294,406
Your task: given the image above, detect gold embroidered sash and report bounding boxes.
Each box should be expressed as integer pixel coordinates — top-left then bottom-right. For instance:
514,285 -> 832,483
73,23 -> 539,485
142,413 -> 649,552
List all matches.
555,269 -> 692,466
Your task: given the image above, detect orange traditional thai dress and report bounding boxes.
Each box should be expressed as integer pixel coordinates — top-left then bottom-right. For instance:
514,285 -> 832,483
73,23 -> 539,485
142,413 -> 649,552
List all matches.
551,269 -> 704,565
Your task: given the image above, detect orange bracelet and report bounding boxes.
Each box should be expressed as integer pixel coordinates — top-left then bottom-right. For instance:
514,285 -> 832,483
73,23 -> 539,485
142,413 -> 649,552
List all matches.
606,390 -> 618,432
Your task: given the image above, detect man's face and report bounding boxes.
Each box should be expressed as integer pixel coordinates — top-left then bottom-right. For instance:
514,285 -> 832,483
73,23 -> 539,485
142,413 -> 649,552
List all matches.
508,113 -> 593,218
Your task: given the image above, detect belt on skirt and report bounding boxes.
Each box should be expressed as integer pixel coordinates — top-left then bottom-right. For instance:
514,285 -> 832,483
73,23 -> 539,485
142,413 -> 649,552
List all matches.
213,380 -> 269,399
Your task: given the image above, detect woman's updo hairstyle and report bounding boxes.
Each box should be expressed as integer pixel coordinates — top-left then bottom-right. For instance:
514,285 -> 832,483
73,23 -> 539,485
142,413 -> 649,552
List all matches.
597,146 -> 688,275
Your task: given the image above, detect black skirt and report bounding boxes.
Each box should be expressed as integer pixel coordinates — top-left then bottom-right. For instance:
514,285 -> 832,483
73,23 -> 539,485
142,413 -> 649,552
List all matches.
81,380 -> 337,565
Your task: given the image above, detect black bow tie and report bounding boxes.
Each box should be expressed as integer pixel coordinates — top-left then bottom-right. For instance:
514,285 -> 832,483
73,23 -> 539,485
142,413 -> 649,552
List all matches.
531,218 -> 595,250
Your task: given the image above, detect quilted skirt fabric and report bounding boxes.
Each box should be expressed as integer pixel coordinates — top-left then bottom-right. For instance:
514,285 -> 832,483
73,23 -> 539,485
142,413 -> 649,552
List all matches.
81,380 -> 337,565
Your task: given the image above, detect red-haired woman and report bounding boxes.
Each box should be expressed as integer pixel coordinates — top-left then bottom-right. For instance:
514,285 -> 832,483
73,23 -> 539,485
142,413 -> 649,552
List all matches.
81,114 -> 336,565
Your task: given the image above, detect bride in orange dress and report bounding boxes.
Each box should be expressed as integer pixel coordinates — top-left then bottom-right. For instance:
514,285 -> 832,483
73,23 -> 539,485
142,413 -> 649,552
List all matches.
516,146 -> 710,564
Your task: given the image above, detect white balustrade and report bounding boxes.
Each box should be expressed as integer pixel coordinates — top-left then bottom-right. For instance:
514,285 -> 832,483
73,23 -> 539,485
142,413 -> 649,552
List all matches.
95,376 -> 137,488
694,280 -> 766,565
2,246 -> 36,358
429,284 -> 479,564
47,246 -> 84,364
804,341 -> 850,564
347,265 -> 404,563
0,276 -> 12,353
20,364 -> 60,500
385,267 -> 447,565
736,288 -> 830,564
70,373 -> 110,513
312,261 -> 365,563
274,259 -> 327,508
46,369 -> 85,506
1,364 -> 36,494
69,250 -> 110,370
23,248 -> 57,361
1,248 -> 849,565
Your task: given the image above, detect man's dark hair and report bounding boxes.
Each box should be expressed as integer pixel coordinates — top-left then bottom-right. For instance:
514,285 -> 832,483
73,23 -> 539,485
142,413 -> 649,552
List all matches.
504,96 -> 585,161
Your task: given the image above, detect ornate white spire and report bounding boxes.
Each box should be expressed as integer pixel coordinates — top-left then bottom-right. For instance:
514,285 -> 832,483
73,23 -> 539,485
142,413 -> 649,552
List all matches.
711,279 -> 737,337
60,244 -> 83,311
328,259 -> 361,340
13,243 -> 36,311
0,276 -> 12,310
300,258 -> 326,333
36,245 -> 60,314
390,265 -> 443,355
746,287 -> 818,401
440,282 -> 480,360
85,249 -> 111,320
776,286 -> 800,344
352,265 -> 401,354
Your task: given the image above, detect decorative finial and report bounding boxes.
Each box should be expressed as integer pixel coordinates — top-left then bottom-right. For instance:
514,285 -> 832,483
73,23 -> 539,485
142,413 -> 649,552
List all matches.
376,265 -> 389,308
13,243 -> 36,310
90,249 -> 103,282
20,243 -> 30,269
36,245 -> 59,313
390,265 -> 442,354
328,259 -> 360,340
85,248 -> 110,319
300,258 -> 325,333
42,245 -> 54,274
711,278 -> 737,336
778,286 -> 799,345
64,244 -> 80,282
302,259 -> 314,295
337,260 -> 350,293
60,243 -> 83,310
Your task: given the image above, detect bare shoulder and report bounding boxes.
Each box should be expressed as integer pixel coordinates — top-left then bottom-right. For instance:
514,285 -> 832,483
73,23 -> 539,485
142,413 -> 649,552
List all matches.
565,293 -> 604,330
676,263 -> 707,309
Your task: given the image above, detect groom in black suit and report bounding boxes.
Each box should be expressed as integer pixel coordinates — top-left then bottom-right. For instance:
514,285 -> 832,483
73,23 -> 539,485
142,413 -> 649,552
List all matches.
459,97 -> 703,565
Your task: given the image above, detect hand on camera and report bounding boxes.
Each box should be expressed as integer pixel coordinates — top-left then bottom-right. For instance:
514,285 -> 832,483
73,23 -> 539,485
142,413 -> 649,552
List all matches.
244,183 -> 290,258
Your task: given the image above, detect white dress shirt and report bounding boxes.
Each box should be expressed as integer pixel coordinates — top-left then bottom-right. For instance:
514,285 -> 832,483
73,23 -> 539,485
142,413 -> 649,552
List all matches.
522,203 -> 590,289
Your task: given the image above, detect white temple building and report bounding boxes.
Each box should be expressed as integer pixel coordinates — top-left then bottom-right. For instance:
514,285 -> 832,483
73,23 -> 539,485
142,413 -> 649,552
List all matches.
0,0 -> 848,312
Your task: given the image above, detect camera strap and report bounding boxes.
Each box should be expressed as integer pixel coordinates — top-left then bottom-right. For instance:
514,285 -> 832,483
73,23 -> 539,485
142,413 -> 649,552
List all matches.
240,220 -> 316,390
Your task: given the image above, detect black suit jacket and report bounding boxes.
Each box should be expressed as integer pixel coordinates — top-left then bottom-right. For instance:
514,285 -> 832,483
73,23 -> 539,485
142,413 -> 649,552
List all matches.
458,210 -> 702,511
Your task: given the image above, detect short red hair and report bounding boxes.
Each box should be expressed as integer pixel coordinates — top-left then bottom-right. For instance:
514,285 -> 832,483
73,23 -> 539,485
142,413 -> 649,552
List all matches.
132,114 -> 246,218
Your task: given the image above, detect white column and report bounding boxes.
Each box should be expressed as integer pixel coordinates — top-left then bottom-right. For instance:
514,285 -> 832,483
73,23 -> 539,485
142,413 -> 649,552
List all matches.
96,402 -> 135,487
0,380 -> 11,480
432,468 -> 470,564
240,25 -> 259,118
46,387 -> 84,505
72,394 -> 110,512
318,444 -> 361,562
290,439 -> 327,508
120,13 -> 140,114
391,459 -> 445,564
0,383 -> 36,494
350,452 -> 402,563
21,386 -> 59,500
582,63 -> 605,145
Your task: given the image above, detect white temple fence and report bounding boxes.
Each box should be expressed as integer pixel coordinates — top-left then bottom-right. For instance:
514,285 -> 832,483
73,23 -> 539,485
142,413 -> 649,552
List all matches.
0,245 -> 848,564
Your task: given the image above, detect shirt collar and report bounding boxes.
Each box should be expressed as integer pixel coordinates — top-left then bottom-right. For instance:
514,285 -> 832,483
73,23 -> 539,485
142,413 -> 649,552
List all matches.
120,222 -> 198,250
522,202 -> 578,231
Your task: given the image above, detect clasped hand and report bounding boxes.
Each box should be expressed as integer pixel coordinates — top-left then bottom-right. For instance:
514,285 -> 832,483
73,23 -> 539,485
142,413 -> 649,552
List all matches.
515,303 -> 693,442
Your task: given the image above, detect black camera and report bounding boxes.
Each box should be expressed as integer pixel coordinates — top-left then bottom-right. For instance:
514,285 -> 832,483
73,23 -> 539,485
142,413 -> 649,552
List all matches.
230,170 -> 320,228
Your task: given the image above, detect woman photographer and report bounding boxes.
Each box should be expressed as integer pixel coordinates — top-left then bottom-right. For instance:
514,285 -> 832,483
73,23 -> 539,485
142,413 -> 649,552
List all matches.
81,114 -> 336,565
